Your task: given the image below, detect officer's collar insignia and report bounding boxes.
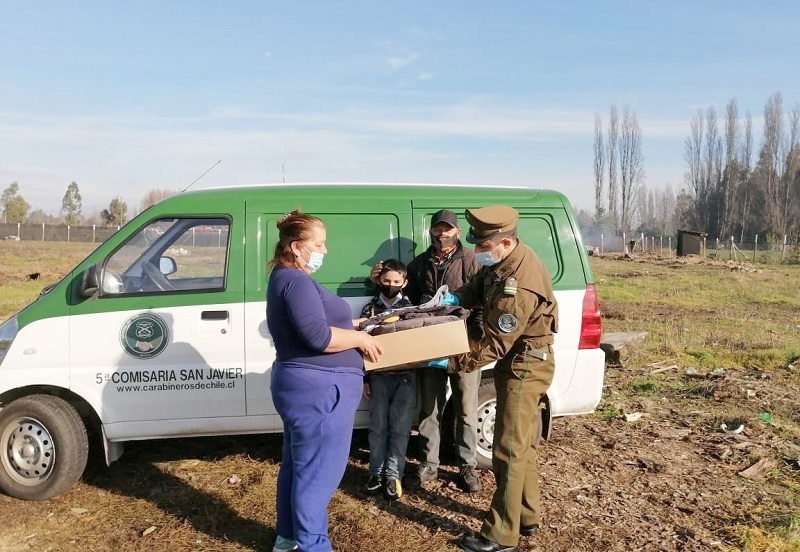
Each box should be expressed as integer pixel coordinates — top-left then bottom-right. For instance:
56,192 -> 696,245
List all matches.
497,313 -> 517,333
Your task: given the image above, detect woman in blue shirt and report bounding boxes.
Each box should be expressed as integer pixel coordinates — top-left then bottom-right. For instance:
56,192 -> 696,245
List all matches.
267,210 -> 382,552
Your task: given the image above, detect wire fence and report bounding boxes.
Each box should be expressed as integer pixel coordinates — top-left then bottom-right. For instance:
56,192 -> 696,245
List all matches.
585,232 -> 800,264
0,222 -> 229,248
1,222 -> 120,243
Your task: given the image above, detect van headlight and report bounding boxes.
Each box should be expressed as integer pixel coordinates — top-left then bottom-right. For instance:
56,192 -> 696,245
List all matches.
0,315 -> 19,366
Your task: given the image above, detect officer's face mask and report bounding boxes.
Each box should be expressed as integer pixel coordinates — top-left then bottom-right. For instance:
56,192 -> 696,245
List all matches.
301,245 -> 324,273
379,284 -> 403,299
475,242 -> 502,267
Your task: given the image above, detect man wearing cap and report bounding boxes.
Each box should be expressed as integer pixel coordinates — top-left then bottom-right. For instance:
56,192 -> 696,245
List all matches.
370,209 -> 483,493
448,205 -> 558,552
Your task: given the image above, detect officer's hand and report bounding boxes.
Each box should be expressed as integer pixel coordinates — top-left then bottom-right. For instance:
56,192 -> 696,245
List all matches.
369,261 -> 384,284
440,292 -> 459,306
468,310 -> 485,342
427,357 -> 449,369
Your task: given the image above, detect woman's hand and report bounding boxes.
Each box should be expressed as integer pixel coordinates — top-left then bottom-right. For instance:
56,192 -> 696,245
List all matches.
363,382 -> 372,399
357,332 -> 383,363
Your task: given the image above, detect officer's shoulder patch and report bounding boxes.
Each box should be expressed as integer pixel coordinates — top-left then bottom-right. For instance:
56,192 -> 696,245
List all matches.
503,277 -> 518,295
497,313 -> 517,333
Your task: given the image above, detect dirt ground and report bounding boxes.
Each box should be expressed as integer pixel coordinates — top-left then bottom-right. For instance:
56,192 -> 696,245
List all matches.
2,365 -> 797,552
1,255 -> 799,552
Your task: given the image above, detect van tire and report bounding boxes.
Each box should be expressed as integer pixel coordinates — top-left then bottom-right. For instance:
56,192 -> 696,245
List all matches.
474,379 -> 497,470
0,395 -> 89,501
474,378 -> 545,471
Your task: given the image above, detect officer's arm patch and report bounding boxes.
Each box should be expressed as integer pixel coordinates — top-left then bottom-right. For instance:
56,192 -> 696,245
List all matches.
497,313 -> 518,333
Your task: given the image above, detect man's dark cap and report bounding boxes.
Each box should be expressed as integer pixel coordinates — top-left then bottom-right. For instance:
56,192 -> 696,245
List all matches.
465,205 -> 519,243
430,209 -> 458,229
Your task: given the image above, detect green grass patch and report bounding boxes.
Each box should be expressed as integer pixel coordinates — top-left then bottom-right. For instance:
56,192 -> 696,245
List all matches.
594,256 -> 800,372
596,403 -> 619,420
630,378 -> 660,393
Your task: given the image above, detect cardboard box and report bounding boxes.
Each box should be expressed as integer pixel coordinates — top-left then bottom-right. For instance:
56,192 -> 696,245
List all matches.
363,319 -> 470,372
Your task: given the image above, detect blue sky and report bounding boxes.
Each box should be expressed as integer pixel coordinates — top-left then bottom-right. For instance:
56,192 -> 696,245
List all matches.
2,1 -> 799,217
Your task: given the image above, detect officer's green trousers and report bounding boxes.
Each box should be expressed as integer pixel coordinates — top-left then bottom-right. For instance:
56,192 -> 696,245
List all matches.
481,351 -> 555,547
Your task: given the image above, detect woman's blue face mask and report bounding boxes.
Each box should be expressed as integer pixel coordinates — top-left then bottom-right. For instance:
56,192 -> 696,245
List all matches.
302,246 -> 324,273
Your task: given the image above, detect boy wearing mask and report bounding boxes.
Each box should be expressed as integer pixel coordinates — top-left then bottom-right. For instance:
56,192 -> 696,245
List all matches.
361,259 -> 416,499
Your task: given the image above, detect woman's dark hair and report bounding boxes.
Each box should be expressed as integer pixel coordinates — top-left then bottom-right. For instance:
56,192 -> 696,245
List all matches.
267,209 -> 325,270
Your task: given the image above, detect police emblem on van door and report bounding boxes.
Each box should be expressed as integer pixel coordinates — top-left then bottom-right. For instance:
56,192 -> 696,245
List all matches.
120,313 -> 170,359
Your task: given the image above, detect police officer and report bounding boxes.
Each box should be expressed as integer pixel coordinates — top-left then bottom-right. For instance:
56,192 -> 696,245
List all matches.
450,205 -> 558,552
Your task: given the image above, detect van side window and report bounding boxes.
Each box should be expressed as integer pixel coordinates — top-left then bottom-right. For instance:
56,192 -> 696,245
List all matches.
102,218 -> 230,295
516,216 -> 562,282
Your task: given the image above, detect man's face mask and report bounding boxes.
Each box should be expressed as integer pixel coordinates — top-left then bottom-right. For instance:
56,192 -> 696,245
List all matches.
430,225 -> 460,251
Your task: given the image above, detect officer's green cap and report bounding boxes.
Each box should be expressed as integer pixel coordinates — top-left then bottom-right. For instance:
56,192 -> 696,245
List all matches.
465,205 -> 519,244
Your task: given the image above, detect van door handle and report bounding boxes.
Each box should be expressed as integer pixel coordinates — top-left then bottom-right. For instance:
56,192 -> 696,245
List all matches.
201,310 -> 229,321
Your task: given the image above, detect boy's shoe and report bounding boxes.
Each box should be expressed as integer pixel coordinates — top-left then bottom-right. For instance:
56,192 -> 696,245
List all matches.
272,535 -> 298,552
385,477 -> 402,500
404,464 -> 438,491
457,466 -> 482,493
364,474 -> 383,495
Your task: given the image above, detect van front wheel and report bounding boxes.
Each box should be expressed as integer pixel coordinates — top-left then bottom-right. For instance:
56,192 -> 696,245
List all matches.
474,378 -> 545,471
0,395 -> 88,501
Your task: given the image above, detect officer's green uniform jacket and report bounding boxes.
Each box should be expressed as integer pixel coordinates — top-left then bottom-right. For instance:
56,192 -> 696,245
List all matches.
453,240 -> 557,372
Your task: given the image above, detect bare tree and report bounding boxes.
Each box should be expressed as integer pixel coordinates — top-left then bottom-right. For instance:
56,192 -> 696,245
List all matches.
140,188 -> 179,211
593,113 -> 605,220
736,112 -> 755,242
658,184 -> 677,236
607,105 -> 619,231
684,109 -> 705,228
618,106 -> 644,237
720,99 -> 740,238
703,106 -> 724,235
781,103 -> 800,236
761,92 -> 784,234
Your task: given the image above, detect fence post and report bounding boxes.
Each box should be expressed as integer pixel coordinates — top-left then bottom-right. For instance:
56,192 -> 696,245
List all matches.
92,224 -> 96,243
16,222 -> 20,238
217,228 -> 222,247
754,234 -> 758,262
668,236 -> 672,255
623,232 -> 627,254
41,222 -> 45,241
730,236 -> 734,260
702,235 -> 706,257
67,225 -> 71,243
781,235 -> 787,262
192,227 -> 196,247
600,233 -> 604,254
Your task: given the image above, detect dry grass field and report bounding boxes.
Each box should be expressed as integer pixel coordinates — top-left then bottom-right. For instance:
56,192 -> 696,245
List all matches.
0,242 -> 799,551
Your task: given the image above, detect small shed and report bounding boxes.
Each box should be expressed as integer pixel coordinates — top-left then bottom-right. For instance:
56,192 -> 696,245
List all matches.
676,229 -> 708,256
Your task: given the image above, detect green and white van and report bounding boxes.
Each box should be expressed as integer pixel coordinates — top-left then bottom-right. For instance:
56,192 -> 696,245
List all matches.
0,184 -> 604,500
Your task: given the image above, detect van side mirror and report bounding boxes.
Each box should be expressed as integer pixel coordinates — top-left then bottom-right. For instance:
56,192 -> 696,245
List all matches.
80,264 -> 99,298
159,256 -> 177,276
